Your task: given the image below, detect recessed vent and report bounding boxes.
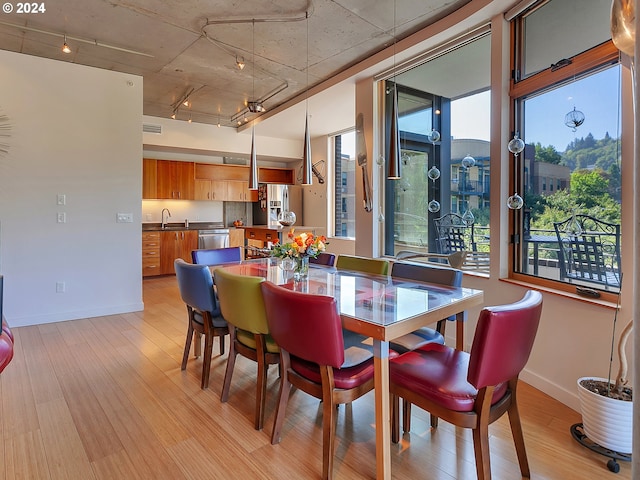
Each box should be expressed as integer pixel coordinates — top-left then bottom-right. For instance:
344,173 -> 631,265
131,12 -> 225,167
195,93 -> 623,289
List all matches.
142,123 -> 162,134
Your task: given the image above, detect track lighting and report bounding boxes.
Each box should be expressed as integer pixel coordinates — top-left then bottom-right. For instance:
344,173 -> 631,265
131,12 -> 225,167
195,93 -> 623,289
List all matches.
236,56 -> 246,70
62,35 -> 71,54
247,101 -> 265,113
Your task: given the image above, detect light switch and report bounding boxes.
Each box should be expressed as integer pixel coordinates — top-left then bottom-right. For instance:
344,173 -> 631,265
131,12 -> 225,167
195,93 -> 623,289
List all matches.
56,194 -> 66,205
117,213 -> 133,223
57,212 -> 66,223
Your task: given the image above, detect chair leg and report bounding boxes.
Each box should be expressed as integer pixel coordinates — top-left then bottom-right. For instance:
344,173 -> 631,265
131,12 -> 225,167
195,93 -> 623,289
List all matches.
402,399 -> 411,433
220,331 -> 238,402
472,388 -> 494,480
271,353 -> 292,445
254,334 -> 268,430
218,334 -> 225,356
194,332 -> 202,357
391,394 -> 400,443
507,396 -> 530,477
320,368 -> 337,480
181,323 -> 194,370
201,332 -> 214,389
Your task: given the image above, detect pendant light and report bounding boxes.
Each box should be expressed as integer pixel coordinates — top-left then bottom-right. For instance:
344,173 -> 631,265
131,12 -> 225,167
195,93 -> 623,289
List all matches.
388,0 -> 401,180
301,10 -> 313,185
248,20 -> 259,190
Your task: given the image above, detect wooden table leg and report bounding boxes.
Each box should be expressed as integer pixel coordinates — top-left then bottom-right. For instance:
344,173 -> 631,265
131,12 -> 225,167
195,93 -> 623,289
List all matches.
373,339 -> 391,480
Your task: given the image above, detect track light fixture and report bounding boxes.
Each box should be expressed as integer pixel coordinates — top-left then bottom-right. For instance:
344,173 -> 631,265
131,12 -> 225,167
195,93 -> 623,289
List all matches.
236,55 -> 246,70
247,101 -> 265,113
62,35 -> 71,54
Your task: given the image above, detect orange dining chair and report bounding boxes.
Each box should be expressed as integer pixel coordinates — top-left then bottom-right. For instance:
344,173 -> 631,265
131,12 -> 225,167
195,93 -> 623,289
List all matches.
213,267 -> 280,430
174,259 -> 228,389
335,254 -> 389,275
261,280 -> 381,480
390,290 -> 543,480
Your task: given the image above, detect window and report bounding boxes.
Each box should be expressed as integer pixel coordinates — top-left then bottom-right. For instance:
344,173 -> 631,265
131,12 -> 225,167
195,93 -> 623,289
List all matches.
510,0 -> 622,298
332,131 -> 356,238
382,34 -> 491,273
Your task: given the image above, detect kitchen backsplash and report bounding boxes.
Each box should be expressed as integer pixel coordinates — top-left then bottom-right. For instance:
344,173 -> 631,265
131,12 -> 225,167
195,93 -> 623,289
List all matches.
142,199 -> 253,227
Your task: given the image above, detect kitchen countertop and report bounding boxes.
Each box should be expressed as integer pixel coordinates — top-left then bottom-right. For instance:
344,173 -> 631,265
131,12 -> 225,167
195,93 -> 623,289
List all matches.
142,222 -> 225,232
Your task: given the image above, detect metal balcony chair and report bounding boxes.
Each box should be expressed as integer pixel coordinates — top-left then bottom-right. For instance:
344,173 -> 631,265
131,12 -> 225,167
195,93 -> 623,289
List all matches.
390,290 -> 543,480
553,215 -> 621,288
433,212 -> 477,254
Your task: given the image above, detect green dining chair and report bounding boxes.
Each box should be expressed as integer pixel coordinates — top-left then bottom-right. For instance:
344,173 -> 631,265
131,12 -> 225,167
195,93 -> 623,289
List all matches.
335,254 -> 390,275
213,267 -> 280,430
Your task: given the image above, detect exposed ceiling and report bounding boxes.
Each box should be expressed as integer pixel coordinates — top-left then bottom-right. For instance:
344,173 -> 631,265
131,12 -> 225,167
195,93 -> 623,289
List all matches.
0,0 -> 470,138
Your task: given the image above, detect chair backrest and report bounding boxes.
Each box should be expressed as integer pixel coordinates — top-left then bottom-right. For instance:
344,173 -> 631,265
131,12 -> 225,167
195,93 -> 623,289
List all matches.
174,259 -> 219,315
213,267 -> 269,334
309,252 -> 336,267
434,213 -> 476,254
467,290 -> 543,390
553,215 -> 621,287
191,247 -> 242,266
335,255 -> 389,275
261,281 -> 344,368
391,261 -> 463,321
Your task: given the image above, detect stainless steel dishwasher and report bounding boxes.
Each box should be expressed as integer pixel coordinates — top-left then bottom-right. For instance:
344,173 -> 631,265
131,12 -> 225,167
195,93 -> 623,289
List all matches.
198,229 -> 230,249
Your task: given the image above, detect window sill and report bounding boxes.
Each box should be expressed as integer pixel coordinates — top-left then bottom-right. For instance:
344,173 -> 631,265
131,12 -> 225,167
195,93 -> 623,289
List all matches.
500,277 -> 618,309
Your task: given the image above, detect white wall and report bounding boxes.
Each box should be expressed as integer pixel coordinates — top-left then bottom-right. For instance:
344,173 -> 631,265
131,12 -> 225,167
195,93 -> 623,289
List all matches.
0,50 -> 144,326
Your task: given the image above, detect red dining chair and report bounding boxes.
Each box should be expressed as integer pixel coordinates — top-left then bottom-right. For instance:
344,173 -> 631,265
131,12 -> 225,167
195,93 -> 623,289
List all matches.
390,290 -> 543,480
1,275 -> 14,373
174,259 -> 229,389
261,281 -> 379,480
390,261 -> 463,431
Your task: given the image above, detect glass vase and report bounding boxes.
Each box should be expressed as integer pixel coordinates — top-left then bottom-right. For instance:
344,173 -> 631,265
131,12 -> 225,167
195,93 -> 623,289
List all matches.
293,256 -> 309,280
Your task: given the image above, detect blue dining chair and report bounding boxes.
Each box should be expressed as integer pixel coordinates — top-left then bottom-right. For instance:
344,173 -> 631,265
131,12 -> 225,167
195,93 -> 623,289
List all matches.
309,252 -> 336,267
174,259 -> 229,389
191,246 -> 242,266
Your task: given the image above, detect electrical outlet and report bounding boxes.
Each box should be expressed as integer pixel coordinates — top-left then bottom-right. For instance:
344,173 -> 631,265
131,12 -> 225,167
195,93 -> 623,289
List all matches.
57,212 -> 66,223
56,281 -> 65,293
116,213 -> 133,223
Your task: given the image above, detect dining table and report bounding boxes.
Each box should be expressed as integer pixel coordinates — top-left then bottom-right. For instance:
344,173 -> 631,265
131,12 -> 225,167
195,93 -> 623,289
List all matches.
216,257 -> 484,479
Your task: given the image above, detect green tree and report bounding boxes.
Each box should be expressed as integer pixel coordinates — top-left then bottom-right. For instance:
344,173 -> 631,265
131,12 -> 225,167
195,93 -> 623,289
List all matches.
534,143 -> 561,164
571,169 -> 609,209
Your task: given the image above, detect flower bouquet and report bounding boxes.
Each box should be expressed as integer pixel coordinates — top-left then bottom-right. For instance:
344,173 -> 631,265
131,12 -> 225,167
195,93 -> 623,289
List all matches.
271,229 -> 327,279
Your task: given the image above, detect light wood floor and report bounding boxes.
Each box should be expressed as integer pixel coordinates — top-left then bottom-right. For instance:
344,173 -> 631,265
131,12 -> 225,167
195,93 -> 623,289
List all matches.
0,276 -> 631,479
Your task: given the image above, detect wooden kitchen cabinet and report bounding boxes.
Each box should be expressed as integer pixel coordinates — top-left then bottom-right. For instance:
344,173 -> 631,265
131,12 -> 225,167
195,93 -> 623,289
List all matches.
229,228 -> 245,251
226,181 -> 249,202
160,230 -> 198,275
142,158 -> 157,200
194,179 -> 230,201
142,231 -> 161,277
156,160 -> 195,200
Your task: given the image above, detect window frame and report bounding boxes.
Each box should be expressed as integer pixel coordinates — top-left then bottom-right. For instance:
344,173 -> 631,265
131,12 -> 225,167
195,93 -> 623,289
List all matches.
508,34 -> 621,303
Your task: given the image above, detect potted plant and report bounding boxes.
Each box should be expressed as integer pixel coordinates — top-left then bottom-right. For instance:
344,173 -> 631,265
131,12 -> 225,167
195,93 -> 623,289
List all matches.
574,285 -> 633,472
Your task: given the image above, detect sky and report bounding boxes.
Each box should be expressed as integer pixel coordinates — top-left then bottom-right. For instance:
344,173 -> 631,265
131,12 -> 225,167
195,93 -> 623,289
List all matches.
399,64 -> 621,154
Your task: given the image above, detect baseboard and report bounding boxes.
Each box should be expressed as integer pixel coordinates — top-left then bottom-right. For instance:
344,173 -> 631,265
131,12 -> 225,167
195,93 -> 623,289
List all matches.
5,302 -> 145,328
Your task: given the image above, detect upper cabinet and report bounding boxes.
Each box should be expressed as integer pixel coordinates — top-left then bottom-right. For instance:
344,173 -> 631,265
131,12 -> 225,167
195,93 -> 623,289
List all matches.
156,160 -> 195,200
142,158 -> 158,200
143,158 -> 293,201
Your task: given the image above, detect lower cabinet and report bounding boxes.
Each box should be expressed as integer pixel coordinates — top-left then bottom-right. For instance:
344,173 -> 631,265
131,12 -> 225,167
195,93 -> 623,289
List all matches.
142,231 -> 161,277
160,230 -> 198,275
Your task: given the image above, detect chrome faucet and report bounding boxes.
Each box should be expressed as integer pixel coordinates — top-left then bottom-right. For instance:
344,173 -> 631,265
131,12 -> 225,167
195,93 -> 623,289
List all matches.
161,208 -> 171,229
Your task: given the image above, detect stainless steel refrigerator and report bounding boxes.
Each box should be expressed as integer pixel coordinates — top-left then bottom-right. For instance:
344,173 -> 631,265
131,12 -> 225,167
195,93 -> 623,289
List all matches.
252,184 -> 302,228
